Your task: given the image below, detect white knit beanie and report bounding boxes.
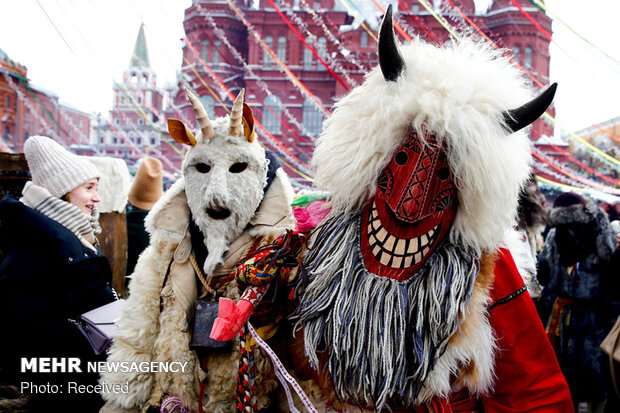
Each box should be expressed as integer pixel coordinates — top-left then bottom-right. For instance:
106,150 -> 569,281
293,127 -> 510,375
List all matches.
24,135 -> 100,198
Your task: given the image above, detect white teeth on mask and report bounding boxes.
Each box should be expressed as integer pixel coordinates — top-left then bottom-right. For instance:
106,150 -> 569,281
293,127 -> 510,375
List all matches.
413,252 -> 423,265
394,238 -> 406,255
376,228 -> 388,242
420,234 -> 428,247
392,256 -> 403,268
379,252 -> 392,266
403,255 -> 413,268
366,200 -> 440,269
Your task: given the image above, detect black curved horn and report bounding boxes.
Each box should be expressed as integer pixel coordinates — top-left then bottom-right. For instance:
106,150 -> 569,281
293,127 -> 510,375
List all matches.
379,4 -> 404,82
503,83 -> 558,133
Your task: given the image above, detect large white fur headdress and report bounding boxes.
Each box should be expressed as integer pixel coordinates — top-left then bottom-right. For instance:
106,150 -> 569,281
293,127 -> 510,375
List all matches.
312,6 -> 556,254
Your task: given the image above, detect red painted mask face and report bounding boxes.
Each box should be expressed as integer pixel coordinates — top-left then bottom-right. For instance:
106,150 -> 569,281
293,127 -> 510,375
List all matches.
360,130 -> 458,281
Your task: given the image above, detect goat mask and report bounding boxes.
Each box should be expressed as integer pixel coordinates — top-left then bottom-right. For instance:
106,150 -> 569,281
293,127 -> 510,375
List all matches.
168,89 -> 268,275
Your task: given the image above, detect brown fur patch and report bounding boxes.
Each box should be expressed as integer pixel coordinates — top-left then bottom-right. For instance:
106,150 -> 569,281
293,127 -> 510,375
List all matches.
451,252 -> 496,386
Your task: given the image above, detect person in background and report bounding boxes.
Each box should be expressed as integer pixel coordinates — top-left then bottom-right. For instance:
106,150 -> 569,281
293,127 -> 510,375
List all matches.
505,174 -> 548,299
0,136 -> 115,412
125,157 -> 163,278
538,192 -> 619,413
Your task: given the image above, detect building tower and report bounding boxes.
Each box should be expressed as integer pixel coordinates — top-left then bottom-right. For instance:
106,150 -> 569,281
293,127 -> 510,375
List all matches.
95,23 -> 171,170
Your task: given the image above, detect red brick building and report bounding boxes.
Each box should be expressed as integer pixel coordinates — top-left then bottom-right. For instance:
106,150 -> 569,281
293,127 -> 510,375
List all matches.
166,0 -> 554,186
0,49 -> 92,154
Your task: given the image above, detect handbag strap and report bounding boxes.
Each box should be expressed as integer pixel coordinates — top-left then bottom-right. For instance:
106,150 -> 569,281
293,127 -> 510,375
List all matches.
609,319 -> 620,398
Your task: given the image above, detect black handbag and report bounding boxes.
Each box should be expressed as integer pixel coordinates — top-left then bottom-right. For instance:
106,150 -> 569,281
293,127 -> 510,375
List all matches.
190,299 -> 232,350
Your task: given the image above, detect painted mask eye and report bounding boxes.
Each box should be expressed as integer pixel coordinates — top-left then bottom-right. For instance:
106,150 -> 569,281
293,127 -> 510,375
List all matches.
438,167 -> 450,180
229,162 -> 248,173
395,151 -> 408,165
196,163 -> 211,173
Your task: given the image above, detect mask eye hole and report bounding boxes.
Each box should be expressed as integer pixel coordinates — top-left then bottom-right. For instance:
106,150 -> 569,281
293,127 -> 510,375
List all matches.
395,151 -> 408,165
438,167 -> 450,180
195,163 -> 211,173
229,162 -> 248,173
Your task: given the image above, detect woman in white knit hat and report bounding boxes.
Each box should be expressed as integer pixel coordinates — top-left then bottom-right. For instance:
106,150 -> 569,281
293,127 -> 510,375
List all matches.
0,136 -> 115,412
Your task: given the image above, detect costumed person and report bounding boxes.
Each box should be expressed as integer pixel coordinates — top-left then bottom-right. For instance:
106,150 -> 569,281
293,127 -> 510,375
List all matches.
0,136 -> 116,412
504,173 -> 547,299
538,192 -> 619,412
286,7 -> 572,412
126,156 -> 164,278
99,89 -> 296,413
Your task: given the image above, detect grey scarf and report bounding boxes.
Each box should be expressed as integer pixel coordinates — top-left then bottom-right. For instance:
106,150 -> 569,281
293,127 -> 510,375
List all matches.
21,181 -> 101,250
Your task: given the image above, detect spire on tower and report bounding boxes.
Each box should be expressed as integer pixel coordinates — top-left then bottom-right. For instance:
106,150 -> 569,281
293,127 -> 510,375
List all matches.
129,23 -> 151,68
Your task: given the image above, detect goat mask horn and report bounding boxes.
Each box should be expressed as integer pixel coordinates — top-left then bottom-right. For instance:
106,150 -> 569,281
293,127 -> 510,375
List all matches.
503,83 -> 557,133
229,88 -> 245,137
379,4 -> 405,82
185,89 -> 215,141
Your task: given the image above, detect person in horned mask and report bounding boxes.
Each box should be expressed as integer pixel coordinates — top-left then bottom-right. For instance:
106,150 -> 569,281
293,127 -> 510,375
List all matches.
286,6 -> 573,412
99,90 -> 296,413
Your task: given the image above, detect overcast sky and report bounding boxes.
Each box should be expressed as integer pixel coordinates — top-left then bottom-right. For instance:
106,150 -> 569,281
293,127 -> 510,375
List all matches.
1,0 -> 619,137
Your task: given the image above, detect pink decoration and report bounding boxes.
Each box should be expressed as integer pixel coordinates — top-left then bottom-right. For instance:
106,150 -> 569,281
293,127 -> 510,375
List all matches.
293,200 -> 330,232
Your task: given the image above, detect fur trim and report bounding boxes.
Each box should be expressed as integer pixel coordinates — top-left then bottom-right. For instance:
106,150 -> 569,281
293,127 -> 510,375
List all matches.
422,253 -> 496,401
248,167 -> 296,238
548,200 -> 616,261
312,38 -> 533,254
145,178 -> 188,243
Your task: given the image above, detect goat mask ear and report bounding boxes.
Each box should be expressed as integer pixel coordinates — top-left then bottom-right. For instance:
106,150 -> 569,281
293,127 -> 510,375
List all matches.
167,119 -> 197,146
242,103 -> 255,143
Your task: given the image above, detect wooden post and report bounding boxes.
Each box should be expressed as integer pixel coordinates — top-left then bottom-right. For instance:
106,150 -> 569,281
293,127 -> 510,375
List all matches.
98,212 -> 128,296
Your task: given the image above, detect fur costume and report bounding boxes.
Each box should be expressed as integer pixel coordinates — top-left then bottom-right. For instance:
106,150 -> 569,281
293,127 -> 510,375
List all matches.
292,7 -> 572,412
100,90 -> 296,413
538,194 -> 617,404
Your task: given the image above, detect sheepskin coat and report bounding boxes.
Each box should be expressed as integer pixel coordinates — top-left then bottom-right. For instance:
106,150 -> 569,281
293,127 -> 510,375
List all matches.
100,169 -> 295,413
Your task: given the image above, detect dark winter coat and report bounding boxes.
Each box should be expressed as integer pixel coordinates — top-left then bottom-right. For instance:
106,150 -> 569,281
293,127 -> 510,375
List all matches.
538,199 -> 618,404
126,206 -> 149,277
0,195 -> 115,412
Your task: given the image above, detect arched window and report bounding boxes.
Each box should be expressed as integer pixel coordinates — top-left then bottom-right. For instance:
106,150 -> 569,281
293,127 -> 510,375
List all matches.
512,46 -> 520,64
524,46 -> 533,70
264,36 -> 273,69
200,95 -> 215,118
303,39 -> 313,69
277,36 -> 286,63
262,94 -> 282,134
302,97 -> 323,136
213,40 -> 221,65
360,32 -> 368,48
317,37 -> 327,71
201,40 -> 209,62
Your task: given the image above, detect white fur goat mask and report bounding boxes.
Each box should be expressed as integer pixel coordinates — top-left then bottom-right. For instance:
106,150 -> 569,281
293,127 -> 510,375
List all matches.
168,89 -> 268,274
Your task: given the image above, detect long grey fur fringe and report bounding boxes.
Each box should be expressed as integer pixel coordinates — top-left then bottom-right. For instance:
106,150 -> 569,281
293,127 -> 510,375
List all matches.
294,214 -> 480,409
